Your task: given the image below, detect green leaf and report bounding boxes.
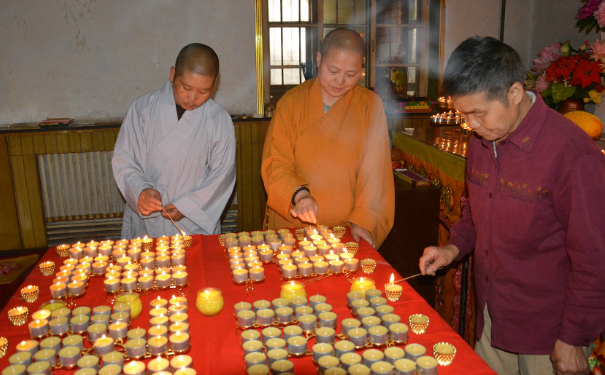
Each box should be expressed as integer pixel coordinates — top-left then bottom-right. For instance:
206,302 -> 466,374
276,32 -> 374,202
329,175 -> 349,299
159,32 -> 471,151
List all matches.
526,71 -> 536,81
550,83 -> 576,103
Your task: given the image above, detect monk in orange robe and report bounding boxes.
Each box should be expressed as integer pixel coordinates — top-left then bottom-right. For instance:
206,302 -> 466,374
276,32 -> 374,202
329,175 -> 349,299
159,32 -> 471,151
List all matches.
261,28 -> 394,248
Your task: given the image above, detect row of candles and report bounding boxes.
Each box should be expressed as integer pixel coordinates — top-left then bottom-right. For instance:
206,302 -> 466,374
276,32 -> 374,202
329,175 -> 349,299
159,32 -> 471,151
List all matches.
103,265 -> 189,293
4,296 -> 195,375
222,226 -> 343,250
235,292 -> 454,375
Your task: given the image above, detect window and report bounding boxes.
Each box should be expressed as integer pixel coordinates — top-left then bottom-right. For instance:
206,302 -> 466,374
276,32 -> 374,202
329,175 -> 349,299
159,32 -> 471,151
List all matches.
263,0 -> 439,103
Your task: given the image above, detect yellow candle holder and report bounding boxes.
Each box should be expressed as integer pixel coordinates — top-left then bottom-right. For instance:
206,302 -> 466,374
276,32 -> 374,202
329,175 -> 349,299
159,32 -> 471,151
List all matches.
0,337 -> 7,358
360,259 -> 376,274
409,314 -> 430,334
142,237 -> 154,251
344,242 -> 359,256
350,276 -> 376,294
384,283 -> 403,302
56,244 -> 70,257
280,280 -> 307,301
433,342 -> 456,366
183,235 -> 192,248
295,229 -> 305,241
39,261 -> 55,276
332,226 -> 346,239
196,288 -> 224,316
8,306 -> 28,326
115,292 -> 143,320
20,285 -> 40,303
217,234 -> 226,247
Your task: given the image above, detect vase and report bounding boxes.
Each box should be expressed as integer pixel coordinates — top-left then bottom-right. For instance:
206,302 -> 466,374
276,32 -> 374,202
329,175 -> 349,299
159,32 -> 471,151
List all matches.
557,98 -> 585,114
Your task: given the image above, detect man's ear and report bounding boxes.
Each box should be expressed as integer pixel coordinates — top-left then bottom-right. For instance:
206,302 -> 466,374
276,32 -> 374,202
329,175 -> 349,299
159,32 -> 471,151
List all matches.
169,67 -> 176,83
316,51 -> 322,67
508,82 -> 525,106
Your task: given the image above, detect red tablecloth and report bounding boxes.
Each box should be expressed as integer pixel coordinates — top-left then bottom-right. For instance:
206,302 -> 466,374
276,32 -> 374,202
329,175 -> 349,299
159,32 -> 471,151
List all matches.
0,233 -> 496,374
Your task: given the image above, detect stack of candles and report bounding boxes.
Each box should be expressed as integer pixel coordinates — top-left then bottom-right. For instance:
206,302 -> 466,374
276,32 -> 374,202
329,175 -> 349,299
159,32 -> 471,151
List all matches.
430,110 -> 463,125
235,291 -> 445,375
228,246 -> 266,285
147,296 -> 191,356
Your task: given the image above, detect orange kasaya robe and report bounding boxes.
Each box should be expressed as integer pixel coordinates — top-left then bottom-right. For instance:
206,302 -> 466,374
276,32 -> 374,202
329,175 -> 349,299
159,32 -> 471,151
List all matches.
261,78 -> 395,248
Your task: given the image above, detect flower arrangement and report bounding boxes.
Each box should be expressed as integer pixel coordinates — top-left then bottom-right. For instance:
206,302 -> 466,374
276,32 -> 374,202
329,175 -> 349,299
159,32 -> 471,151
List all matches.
576,0 -> 605,34
526,40 -> 605,108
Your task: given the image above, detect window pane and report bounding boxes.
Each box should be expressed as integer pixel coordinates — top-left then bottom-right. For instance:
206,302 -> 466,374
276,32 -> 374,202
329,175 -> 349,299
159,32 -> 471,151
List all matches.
283,0 -> 299,22
301,0 -> 310,21
269,0 -> 281,22
323,27 -> 335,39
338,0 -> 355,24
284,68 -> 301,84
355,0 -> 367,25
324,0 -> 337,24
407,0 -> 419,23
408,28 -> 417,63
271,69 -> 283,85
270,28 -> 283,65
301,28 -> 307,64
282,27 -> 300,65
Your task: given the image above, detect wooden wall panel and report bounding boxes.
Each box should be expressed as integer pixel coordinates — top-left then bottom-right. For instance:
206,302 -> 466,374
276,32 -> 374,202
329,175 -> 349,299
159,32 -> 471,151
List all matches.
0,135 -> 23,250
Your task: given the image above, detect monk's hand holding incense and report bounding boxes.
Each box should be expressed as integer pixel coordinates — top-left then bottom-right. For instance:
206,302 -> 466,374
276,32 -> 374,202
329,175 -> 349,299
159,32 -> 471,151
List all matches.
138,188 -> 163,216
351,223 -> 375,248
161,203 -> 184,221
290,189 -> 318,224
419,244 -> 459,276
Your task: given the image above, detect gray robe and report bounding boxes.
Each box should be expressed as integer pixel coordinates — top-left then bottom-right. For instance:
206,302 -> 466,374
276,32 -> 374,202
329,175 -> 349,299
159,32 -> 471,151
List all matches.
112,81 -> 236,239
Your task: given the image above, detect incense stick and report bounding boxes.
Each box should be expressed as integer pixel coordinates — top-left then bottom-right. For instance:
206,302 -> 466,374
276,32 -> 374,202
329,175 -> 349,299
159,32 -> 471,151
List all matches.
162,206 -> 184,235
393,267 -> 444,284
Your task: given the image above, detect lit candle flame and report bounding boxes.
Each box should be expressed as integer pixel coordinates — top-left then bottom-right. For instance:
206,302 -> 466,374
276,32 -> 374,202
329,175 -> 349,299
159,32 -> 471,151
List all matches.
390,273 -> 394,283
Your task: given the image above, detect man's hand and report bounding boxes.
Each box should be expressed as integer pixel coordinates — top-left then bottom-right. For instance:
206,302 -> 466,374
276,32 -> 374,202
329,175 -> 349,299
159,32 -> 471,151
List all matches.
290,189 -> 318,224
550,339 -> 590,375
350,223 -> 375,248
419,244 -> 460,275
161,203 -> 184,222
138,188 -> 163,215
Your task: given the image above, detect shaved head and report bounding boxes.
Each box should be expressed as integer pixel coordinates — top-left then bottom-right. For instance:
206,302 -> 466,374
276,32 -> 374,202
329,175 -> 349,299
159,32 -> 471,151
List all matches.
174,43 -> 219,78
320,28 -> 366,59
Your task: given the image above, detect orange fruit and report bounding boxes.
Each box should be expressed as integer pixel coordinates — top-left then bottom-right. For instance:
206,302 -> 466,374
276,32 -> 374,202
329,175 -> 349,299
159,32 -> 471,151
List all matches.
564,111 -> 603,139
391,147 -> 403,161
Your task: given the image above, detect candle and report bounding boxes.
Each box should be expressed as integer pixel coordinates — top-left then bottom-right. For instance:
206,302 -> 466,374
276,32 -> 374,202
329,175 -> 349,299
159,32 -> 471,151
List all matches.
155,272 -> 171,288
149,325 -> 168,338
169,332 -> 191,353
148,356 -> 170,373
99,365 -> 122,375
123,361 -> 146,375
249,267 -> 265,281
279,281 -> 306,301
404,343 -> 426,361
265,338 -> 287,352
341,318 -> 362,336
315,327 -> 336,345
67,280 -> 85,296
350,277 -> 376,295
356,307 -> 376,321
270,360 -> 294,374
148,336 -> 169,355
87,323 -> 107,343
369,297 -> 387,310
318,355 -> 340,374
116,292 -> 143,320
150,307 -> 169,318
234,301 -> 252,314
268,239 -> 282,251
267,348 -> 288,367
298,314 -> 317,332
416,356 -> 438,375
70,315 -> 90,333
384,347 -> 405,365
28,319 -> 49,338
241,329 -> 261,345
101,351 -> 124,368
16,340 -> 38,355
58,346 -> 80,367
170,355 -> 193,370
309,294 -> 326,309
289,296 -> 307,310
375,304 -> 394,318
33,348 -> 56,366
393,358 -> 416,375
351,299 -> 370,315
388,323 -> 409,343
77,355 -> 100,371
275,307 -> 294,323
261,327 -> 281,345
91,314 -> 110,327
329,259 -> 344,273
173,271 -> 189,286
381,313 -> 401,329
368,325 -> 389,345
286,335 -> 308,355
40,336 -> 61,353
340,353 -> 362,372
362,316 -> 381,330
281,263 -> 297,279
169,312 -> 189,325
136,275 -> 153,290
282,325 -> 303,341
295,305 -> 313,318
313,261 -> 329,275
8,352 -> 32,367
348,327 -> 368,347
125,337 -> 147,359
271,298 -> 289,310
256,309 -> 275,326
362,349 -> 384,368
50,282 -> 67,298
316,244 -> 330,256
253,299 -> 271,312
48,317 -> 69,335
314,303 -> 333,317
108,321 -> 128,339
3,365 -> 26,375
26,362 -> 51,375
259,249 -> 274,262
318,312 -> 338,329
195,288 -> 224,316
242,340 -> 264,356
312,343 -> 334,362
237,310 -> 256,327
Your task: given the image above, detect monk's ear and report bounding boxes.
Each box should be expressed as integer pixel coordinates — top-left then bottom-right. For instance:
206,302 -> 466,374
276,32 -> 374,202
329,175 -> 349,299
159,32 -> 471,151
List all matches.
169,67 -> 176,83
316,51 -> 322,67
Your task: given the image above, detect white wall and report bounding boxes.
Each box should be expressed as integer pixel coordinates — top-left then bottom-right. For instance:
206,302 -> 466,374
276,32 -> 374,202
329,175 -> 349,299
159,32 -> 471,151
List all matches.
0,0 -> 257,125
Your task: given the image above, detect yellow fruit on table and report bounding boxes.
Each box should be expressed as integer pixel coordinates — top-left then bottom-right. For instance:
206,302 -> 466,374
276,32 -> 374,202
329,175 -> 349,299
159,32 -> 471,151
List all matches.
564,111 -> 603,139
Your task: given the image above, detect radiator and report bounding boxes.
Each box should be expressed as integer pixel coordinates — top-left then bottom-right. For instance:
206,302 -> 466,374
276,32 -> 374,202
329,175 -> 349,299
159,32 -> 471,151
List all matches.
37,151 -> 239,245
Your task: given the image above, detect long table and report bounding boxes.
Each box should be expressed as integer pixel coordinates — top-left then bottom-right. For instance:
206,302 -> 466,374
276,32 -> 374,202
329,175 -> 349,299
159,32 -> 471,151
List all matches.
0,233 -> 496,374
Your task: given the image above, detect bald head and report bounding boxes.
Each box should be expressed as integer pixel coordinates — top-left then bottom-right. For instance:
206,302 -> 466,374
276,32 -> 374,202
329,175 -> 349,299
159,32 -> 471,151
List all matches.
174,43 -> 219,78
320,28 -> 366,59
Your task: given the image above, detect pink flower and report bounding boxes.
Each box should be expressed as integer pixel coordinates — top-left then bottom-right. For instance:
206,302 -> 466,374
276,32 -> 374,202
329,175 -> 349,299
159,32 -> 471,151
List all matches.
535,74 -> 550,93
531,42 -> 562,75
577,0 -> 602,20
590,40 -> 605,62
596,1 -> 605,28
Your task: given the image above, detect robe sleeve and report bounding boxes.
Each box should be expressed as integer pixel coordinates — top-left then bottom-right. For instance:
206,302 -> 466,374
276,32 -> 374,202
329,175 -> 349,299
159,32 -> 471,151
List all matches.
261,96 -> 309,221
346,98 -> 395,248
171,115 -> 236,234
112,103 -> 159,218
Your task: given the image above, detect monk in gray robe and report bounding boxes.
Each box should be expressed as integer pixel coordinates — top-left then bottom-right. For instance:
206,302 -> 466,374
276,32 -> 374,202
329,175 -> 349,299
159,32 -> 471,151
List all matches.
112,43 -> 236,239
